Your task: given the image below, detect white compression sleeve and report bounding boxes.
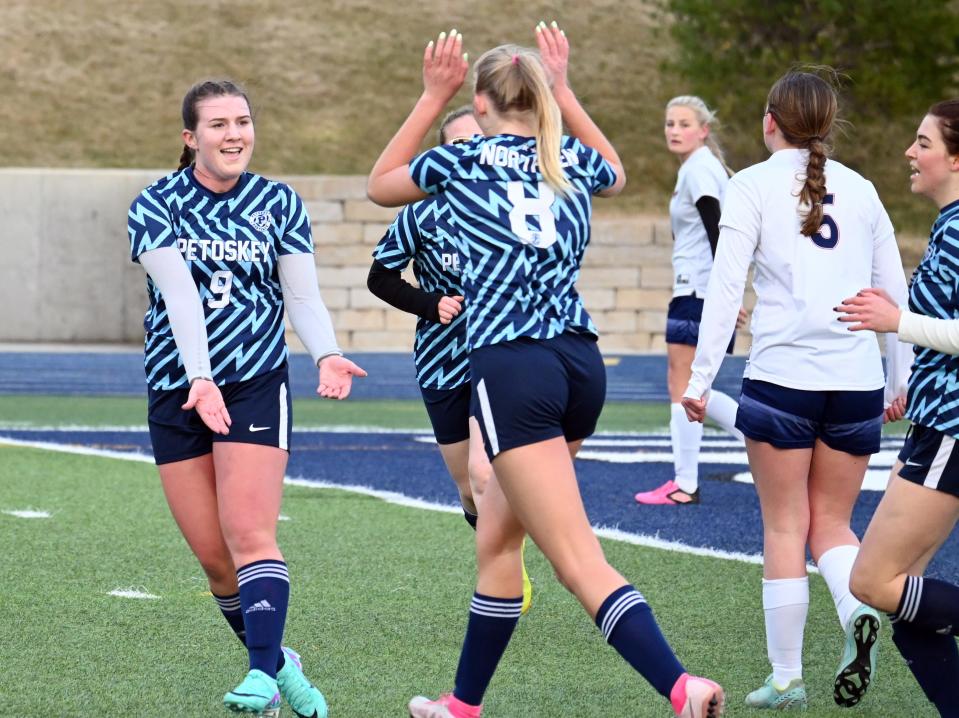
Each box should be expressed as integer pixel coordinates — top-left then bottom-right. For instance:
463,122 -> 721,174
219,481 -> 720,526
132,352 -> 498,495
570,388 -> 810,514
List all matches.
278,253 -> 341,366
138,247 -> 212,382
898,310 -> 959,356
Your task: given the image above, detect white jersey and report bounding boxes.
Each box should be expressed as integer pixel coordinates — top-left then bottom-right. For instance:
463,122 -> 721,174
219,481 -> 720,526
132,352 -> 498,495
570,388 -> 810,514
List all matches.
687,148 -> 911,400
669,146 -> 729,297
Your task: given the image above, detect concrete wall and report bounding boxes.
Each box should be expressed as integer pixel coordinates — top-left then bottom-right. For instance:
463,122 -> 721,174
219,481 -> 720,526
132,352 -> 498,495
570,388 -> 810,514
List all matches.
17,167 -> 927,354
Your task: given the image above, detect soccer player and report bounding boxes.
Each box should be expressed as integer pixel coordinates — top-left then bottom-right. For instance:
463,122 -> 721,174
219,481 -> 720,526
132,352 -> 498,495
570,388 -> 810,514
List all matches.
838,100 -> 959,718
366,106 -> 532,613
635,95 -> 744,506
367,23 -> 724,718
128,79 -> 366,717
681,69 -> 912,710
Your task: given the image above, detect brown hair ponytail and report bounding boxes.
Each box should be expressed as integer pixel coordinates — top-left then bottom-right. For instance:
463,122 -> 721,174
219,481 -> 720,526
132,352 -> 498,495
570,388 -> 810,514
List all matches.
177,79 -> 252,171
929,99 -> 959,156
474,45 -> 572,196
766,69 -> 839,236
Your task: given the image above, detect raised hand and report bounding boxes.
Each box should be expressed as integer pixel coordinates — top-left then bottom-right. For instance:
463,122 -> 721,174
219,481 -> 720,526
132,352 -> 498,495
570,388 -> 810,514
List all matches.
423,29 -> 468,104
437,295 -> 464,324
181,379 -> 231,435
318,355 -> 368,400
835,288 -> 901,333
535,20 -> 569,90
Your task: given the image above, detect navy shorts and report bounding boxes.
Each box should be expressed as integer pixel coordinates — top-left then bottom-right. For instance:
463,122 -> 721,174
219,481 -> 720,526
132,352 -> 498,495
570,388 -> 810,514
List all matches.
469,332 -> 606,461
736,378 -> 883,455
420,383 -> 471,445
148,364 -> 292,465
897,424 -> 959,498
666,293 -> 735,354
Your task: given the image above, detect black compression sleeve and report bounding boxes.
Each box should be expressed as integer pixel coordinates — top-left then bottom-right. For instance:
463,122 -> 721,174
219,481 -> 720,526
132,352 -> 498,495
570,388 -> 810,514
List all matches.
367,259 -> 442,323
695,195 -> 722,257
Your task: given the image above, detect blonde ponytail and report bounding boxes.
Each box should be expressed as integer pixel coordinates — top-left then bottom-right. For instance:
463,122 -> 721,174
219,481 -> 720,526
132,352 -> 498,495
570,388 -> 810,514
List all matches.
474,45 -> 573,196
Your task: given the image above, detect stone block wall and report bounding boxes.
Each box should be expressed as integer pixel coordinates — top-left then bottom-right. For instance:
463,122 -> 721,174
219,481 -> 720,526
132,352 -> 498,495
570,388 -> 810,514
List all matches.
1,169 -> 918,355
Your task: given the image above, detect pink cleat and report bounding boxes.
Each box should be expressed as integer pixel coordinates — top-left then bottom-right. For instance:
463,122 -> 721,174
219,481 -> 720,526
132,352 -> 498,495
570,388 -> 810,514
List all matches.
635,480 -> 700,505
408,693 -> 482,718
670,674 -> 725,718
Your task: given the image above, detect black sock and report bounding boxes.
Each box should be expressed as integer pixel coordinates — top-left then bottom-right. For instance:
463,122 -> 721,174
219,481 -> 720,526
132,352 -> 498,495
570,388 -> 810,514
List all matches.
213,591 -> 286,672
463,508 -> 478,530
890,617 -> 959,716
452,593 -> 523,706
895,576 -> 959,634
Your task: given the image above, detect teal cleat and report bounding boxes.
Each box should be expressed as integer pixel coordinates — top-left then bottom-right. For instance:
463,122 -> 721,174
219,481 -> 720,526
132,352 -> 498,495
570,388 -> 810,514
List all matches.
745,675 -> 808,711
224,669 -> 281,715
277,647 -> 329,718
834,605 -> 880,707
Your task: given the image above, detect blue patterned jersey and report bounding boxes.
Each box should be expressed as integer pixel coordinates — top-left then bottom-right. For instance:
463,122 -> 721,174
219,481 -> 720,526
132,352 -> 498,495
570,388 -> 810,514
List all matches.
373,197 -> 469,390
128,168 -> 313,390
906,199 -> 959,436
409,134 -> 616,350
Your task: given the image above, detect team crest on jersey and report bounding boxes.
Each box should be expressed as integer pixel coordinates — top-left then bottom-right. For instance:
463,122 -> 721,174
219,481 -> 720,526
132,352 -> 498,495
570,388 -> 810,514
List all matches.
249,210 -> 273,234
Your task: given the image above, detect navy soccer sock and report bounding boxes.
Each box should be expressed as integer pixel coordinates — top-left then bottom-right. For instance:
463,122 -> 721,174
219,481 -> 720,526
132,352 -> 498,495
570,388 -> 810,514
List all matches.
214,591 -> 247,645
894,575 -> 959,634
595,585 -> 685,698
463,509 -> 478,530
213,592 -> 286,672
890,616 -> 959,716
452,593 -> 523,706
237,560 -> 290,678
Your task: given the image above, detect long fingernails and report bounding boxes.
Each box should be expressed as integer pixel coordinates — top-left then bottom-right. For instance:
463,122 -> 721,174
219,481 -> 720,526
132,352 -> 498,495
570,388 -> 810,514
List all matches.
463,52 -> 468,62
427,40 -> 434,49
550,20 -> 558,28
439,31 -> 446,41
450,29 -> 458,38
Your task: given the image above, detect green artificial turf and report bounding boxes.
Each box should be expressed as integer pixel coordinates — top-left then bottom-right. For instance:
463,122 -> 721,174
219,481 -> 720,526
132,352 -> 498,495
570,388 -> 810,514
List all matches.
0,444 -> 933,716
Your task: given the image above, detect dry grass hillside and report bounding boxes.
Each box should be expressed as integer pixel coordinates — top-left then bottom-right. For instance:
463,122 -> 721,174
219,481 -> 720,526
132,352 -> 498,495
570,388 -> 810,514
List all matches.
0,1 -> 671,195
0,0 -> 939,252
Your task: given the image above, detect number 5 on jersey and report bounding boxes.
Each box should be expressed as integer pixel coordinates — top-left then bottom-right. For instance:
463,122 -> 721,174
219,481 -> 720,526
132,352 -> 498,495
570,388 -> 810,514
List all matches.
508,181 -> 557,249
811,194 -> 838,249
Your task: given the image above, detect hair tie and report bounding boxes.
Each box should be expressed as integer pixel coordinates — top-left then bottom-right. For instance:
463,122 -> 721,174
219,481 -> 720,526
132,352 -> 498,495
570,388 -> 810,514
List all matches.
512,54 -> 520,66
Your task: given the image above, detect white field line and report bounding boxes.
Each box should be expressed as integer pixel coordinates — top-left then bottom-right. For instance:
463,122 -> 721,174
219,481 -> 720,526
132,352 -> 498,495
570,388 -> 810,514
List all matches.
108,588 -> 160,599
0,433 -> 821,570
2,509 -> 51,518
0,424 -> 436,434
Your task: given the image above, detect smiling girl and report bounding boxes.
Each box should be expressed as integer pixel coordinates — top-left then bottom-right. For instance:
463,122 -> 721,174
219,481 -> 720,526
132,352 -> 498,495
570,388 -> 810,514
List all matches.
128,79 -> 365,716
839,100 -> 959,717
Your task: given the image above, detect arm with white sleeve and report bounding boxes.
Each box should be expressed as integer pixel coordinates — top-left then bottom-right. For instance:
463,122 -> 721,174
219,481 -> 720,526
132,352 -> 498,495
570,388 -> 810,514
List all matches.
277,253 -> 342,365
869,199 -> 913,406
898,311 -> 959,354
138,246 -> 231,434
138,246 -> 212,382
684,225 -> 758,404
277,253 -> 367,399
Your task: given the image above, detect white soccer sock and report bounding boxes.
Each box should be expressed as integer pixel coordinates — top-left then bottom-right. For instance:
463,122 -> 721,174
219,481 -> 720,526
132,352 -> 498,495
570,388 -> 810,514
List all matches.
763,577 -> 809,685
670,403 -> 702,494
705,390 -> 745,441
817,544 -> 862,630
